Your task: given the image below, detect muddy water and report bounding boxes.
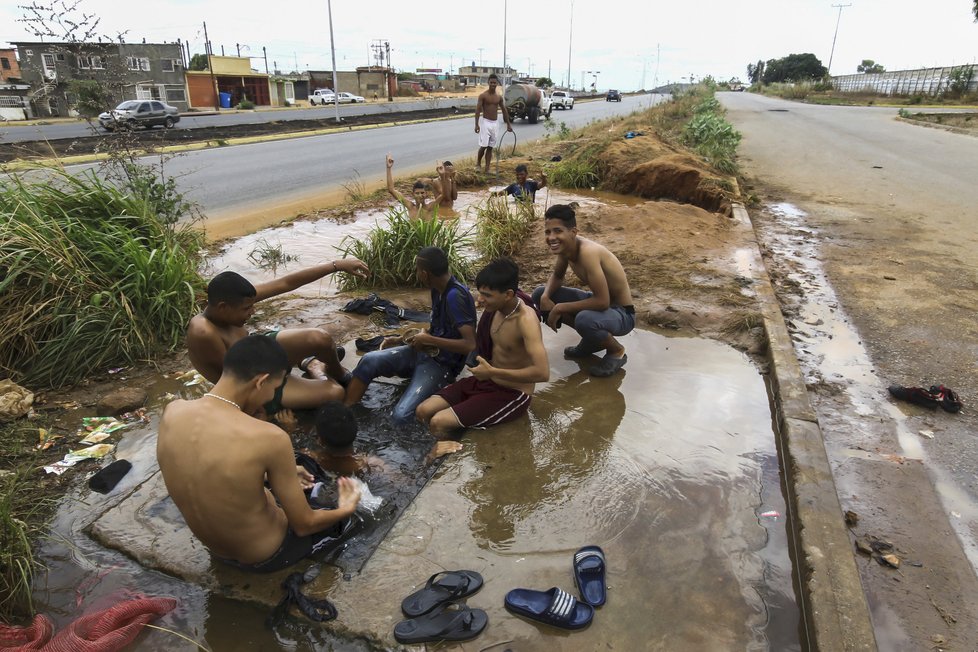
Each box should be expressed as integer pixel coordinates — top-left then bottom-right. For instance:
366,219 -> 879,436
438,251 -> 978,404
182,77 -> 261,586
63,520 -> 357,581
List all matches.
30,193 -> 799,650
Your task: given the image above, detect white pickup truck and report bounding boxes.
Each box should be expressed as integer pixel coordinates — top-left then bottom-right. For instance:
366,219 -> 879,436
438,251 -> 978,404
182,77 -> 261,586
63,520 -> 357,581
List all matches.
308,89 -> 336,106
550,90 -> 575,110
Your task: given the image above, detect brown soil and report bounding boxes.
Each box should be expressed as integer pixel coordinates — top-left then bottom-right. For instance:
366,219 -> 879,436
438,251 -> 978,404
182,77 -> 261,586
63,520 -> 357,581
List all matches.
905,112 -> 978,133
0,107 -> 463,163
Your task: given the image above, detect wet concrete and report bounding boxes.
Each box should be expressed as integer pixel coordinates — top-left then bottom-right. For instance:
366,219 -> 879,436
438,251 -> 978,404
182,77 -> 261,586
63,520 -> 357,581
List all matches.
32,325 -> 797,650
27,192 -> 801,650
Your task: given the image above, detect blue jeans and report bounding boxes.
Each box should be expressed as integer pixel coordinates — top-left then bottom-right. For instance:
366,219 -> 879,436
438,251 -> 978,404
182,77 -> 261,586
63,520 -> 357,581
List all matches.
531,286 -> 636,354
351,346 -> 456,424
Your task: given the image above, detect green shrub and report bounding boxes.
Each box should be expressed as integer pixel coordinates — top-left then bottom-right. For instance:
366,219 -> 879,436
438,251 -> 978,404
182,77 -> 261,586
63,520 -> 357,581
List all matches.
237,99 -> 255,110
548,158 -> 601,188
682,101 -> 742,174
0,169 -> 205,389
475,196 -> 536,260
334,206 -> 472,291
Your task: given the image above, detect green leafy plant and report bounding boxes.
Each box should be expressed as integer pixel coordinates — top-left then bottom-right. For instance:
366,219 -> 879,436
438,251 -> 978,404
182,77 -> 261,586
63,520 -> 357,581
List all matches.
0,169 -> 205,390
544,118 -> 572,140
237,99 -> 255,110
247,239 -> 298,272
475,195 -> 536,260
548,157 -> 601,188
334,206 -> 472,291
682,96 -> 742,174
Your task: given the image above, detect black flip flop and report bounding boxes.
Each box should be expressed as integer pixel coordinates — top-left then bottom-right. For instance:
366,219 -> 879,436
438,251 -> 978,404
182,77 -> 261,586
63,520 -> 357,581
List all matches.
401,570 -> 484,617
393,603 -> 488,644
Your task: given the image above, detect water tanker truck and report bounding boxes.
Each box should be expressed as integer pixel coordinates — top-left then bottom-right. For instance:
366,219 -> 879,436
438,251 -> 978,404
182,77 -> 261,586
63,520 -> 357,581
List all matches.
504,84 -> 552,124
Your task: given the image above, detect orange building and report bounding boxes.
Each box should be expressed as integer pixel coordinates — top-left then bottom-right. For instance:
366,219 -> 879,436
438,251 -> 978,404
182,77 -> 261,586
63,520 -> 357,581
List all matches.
0,49 -> 22,82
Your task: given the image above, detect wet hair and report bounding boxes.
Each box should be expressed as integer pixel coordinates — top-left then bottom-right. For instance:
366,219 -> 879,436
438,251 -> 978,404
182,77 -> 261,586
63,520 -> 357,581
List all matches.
416,246 -> 449,276
515,164 -> 528,174
315,401 -> 358,450
412,180 -> 425,191
488,73 -> 499,82
443,160 -> 453,167
476,258 -> 519,293
545,204 -> 577,228
207,271 -> 256,306
223,334 -> 288,381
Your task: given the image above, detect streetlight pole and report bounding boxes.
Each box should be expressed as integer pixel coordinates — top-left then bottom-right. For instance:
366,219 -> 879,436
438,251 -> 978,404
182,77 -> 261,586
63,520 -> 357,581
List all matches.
327,0 -> 341,122
592,71 -> 600,92
566,0 -> 573,91
502,0 -> 508,90
827,3 -> 851,75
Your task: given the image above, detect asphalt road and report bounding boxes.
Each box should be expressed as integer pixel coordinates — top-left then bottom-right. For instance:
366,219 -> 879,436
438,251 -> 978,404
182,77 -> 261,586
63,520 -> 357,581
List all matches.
720,91 -> 978,647
134,93 -> 660,219
0,97 -> 480,143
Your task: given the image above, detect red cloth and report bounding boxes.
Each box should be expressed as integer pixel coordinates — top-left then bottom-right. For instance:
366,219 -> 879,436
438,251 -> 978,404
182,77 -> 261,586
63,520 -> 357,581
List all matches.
0,614 -> 54,650
0,597 -> 176,652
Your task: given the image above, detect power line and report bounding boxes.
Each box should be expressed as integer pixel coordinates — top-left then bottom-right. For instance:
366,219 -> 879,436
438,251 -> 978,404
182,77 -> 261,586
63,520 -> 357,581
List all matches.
827,3 -> 852,75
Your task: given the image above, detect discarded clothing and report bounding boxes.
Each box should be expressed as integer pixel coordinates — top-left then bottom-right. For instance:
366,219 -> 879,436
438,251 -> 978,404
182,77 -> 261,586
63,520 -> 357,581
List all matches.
888,384 -> 963,413
0,596 -> 177,652
267,565 -> 337,628
0,379 -> 33,422
341,294 -> 431,326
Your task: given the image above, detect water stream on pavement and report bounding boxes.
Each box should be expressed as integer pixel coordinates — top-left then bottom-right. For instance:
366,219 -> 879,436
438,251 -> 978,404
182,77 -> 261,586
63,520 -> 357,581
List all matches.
29,192 -> 801,650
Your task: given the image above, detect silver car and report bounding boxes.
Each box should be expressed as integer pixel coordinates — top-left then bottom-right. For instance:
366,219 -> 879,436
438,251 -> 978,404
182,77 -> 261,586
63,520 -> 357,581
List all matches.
98,100 -> 181,130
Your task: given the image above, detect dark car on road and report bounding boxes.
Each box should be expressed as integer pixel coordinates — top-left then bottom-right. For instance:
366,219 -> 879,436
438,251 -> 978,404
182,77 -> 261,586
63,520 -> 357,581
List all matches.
98,100 -> 181,130
606,89 -> 622,102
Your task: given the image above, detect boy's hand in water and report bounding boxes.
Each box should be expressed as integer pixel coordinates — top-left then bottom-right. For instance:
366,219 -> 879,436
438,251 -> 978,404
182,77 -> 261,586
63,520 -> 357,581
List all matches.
336,476 -> 361,513
275,409 -> 297,431
296,466 -> 315,490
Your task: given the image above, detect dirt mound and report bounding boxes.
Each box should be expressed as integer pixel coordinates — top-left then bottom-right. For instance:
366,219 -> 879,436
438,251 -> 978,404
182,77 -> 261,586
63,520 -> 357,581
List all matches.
601,137 -> 733,215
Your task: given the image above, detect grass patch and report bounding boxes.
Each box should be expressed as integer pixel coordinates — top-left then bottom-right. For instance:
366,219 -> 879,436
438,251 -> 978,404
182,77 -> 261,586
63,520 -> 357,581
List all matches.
0,417 -> 59,622
548,158 -> 602,188
334,206 -> 472,291
0,168 -> 206,390
247,239 -> 298,272
681,95 -> 741,174
341,170 -> 367,202
475,196 -> 536,260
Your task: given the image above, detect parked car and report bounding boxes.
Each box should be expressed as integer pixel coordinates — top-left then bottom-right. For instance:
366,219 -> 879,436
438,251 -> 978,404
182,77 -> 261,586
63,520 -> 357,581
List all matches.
606,89 -> 622,102
98,100 -> 180,130
550,90 -> 574,110
337,92 -> 365,103
308,89 -> 336,105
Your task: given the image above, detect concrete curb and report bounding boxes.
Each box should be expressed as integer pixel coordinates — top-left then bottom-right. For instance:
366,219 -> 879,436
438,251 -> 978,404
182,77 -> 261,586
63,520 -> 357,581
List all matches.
895,115 -> 978,138
734,201 -> 878,651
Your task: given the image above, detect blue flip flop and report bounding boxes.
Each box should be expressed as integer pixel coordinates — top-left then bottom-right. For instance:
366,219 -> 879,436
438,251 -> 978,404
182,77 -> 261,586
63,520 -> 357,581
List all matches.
573,546 -> 607,606
504,587 -> 594,630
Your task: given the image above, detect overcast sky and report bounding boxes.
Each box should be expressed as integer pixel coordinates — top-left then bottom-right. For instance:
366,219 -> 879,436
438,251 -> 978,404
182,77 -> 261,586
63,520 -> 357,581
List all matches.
4,0 -> 977,90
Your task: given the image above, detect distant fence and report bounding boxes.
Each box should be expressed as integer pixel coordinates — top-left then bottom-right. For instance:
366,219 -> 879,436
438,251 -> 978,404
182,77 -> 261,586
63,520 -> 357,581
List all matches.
831,65 -> 977,96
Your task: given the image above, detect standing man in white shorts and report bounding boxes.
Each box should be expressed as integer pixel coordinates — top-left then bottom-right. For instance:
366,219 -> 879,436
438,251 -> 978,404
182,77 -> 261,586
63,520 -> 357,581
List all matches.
475,73 -> 514,174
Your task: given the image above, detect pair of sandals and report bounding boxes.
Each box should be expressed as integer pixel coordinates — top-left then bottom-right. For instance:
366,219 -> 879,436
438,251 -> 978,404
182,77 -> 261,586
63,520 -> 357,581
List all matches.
504,545 -> 607,631
299,347 -> 353,386
393,570 -> 487,645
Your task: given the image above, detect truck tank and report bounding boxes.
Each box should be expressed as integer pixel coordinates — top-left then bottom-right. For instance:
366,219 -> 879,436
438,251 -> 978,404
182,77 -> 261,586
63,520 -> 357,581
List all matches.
504,84 -> 548,123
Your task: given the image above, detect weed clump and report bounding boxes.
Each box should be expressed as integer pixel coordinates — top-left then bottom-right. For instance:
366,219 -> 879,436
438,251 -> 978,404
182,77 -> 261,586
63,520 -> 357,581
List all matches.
0,169 -> 205,390
475,196 -> 536,260
681,96 -> 742,174
335,206 -> 472,291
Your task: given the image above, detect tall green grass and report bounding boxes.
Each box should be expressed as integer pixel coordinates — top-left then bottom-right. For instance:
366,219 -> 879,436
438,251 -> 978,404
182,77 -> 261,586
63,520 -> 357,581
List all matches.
681,95 -> 742,174
0,169 -> 205,389
475,195 -> 536,260
0,464 -> 42,620
334,206 -> 472,291
547,158 -> 602,188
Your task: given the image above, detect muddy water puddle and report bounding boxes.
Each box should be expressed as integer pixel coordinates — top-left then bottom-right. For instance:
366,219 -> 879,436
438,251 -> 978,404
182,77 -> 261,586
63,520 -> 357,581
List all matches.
29,192 -> 799,650
764,202 -> 978,573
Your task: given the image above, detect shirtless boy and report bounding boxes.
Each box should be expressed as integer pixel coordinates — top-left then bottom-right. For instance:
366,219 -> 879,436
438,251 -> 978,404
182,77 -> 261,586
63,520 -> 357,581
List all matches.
158,335 -> 361,573
387,153 -> 442,219
475,74 -> 514,173
417,258 -> 549,438
531,204 -> 635,377
187,258 -> 368,417
430,161 -> 458,212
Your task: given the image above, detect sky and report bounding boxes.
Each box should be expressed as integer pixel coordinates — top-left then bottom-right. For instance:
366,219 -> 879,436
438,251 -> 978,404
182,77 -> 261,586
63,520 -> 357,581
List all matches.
3,0 -> 977,91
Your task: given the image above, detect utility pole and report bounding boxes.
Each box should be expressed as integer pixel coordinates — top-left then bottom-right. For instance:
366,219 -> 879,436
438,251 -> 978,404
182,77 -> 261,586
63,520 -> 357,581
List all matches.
327,0 -> 341,121
566,0 -> 573,91
502,0 -> 508,89
203,21 -> 219,110
827,3 -> 851,75
263,46 -> 268,74
478,48 -> 485,68
236,43 -> 240,57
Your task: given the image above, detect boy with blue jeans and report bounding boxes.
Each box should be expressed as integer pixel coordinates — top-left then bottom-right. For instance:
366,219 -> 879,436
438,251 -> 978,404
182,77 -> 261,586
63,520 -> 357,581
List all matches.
344,247 -> 477,424
532,204 -> 635,377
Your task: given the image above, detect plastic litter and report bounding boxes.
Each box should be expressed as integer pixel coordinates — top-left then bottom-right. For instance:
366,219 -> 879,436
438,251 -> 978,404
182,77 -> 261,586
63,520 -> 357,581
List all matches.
44,444 -> 115,475
0,379 -> 34,422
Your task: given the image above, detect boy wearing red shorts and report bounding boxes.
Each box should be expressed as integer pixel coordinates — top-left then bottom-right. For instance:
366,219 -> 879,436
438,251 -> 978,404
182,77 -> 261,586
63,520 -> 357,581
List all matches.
416,258 -> 549,438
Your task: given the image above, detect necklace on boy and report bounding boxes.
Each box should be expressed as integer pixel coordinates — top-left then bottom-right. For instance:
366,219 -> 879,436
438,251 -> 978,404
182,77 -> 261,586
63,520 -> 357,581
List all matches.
204,393 -> 241,410
492,298 -> 522,334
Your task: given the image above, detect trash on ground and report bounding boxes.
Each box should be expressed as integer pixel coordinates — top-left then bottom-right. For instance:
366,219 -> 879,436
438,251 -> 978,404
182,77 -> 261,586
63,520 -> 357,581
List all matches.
918,429 -> 935,439
844,510 -> 859,526
44,443 -> 115,475
878,553 -> 901,568
0,379 -> 34,422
